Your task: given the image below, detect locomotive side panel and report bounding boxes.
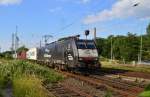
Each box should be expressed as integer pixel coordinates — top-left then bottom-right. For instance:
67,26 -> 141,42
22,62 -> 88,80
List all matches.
53,41 -> 65,64
50,39 -> 79,70
64,39 -> 78,69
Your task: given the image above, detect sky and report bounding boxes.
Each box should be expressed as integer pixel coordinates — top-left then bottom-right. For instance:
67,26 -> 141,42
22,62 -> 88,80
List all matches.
0,0 -> 149,51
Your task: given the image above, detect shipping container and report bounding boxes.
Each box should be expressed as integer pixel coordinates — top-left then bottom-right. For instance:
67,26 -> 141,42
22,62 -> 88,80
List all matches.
17,51 -> 27,60
26,48 -> 38,60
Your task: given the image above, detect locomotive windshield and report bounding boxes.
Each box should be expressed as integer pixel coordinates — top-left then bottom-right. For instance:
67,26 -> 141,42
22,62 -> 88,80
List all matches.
76,40 -> 96,49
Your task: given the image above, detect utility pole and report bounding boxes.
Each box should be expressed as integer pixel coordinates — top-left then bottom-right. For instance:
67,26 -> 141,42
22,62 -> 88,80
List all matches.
111,37 -> 113,62
14,26 -> 17,58
0,46 -> 1,53
13,26 -> 19,59
40,40 -> 42,48
12,33 -> 15,52
43,35 -> 53,45
139,35 -> 143,63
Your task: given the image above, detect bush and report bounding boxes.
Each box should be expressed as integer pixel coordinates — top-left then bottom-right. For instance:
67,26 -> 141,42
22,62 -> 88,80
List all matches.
11,61 -> 63,83
13,75 -> 49,97
139,91 -> 150,97
139,84 -> 150,97
145,84 -> 150,91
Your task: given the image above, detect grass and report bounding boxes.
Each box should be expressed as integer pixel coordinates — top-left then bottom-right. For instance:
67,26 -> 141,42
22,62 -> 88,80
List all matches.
105,90 -> 112,97
139,91 -> 150,97
101,61 -> 150,73
139,84 -> 150,97
13,75 -> 49,97
0,59 -> 63,97
0,92 -> 3,97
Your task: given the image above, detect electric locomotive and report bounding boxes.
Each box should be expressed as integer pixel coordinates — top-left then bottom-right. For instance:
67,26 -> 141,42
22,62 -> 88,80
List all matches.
27,35 -> 100,72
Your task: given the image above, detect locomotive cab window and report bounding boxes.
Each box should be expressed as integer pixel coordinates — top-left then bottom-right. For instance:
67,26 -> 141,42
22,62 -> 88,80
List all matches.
76,40 -> 96,49
86,42 -> 96,49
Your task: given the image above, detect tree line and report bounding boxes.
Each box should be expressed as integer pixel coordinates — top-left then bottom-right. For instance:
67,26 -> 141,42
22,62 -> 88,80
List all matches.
96,23 -> 150,62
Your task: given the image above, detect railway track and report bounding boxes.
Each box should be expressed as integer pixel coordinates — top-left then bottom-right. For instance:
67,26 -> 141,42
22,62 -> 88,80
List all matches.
100,67 -> 150,80
92,69 -> 150,88
104,74 -> 149,88
44,83 -> 94,97
90,71 -> 147,88
59,71 -> 144,97
90,75 -> 144,94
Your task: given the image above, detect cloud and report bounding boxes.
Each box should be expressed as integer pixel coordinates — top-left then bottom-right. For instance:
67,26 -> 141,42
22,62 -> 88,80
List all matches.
0,0 -> 22,5
84,0 -> 150,24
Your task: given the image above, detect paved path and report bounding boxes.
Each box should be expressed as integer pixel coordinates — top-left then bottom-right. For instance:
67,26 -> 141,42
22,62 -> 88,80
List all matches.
3,81 -> 13,97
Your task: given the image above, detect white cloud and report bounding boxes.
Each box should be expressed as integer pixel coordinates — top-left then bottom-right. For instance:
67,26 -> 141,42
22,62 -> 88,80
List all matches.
84,0 -> 150,24
0,0 -> 22,5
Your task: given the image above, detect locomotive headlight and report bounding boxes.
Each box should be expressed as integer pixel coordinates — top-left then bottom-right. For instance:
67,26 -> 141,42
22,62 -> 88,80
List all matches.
79,58 -> 83,60
94,58 -> 98,61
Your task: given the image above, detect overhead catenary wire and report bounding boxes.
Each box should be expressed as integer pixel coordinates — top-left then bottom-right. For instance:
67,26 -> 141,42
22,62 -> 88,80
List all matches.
50,1 -> 104,37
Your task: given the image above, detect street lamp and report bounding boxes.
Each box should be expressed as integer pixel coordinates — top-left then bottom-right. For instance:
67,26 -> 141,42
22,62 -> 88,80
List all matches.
133,3 -> 140,7
132,3 -> 143,64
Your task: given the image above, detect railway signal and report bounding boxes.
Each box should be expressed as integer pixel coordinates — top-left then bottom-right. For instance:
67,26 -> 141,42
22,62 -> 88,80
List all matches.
85,30 -> 90,40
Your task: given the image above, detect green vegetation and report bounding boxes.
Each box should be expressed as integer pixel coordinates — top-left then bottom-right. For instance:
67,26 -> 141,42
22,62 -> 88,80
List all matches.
0,60 -> 63,97
0,51 -> 13,59
139,84 -> 150,97
147,23 -> 150,36
16,46 -> 28,53
101,61 -> 150,73
105,90 -> 112,97
96,23 -> 150,62
13,75 -> 49,97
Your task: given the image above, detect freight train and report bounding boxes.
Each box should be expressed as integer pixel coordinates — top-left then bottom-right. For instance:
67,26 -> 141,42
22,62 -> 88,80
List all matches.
26,35 -> 100,72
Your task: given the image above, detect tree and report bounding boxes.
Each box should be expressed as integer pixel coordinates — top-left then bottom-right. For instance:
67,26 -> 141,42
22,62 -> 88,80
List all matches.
142,35 -> 150,60
125,33 -> 139,61
17,46 -> 28,53
96,38 -> 105,55
1,51 -> 13,59
146,23 -> 150,36
95,27 -> 150,62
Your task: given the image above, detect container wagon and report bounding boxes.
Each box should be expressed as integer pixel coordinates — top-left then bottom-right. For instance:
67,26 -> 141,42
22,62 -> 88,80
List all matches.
17,51 -> 27,60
